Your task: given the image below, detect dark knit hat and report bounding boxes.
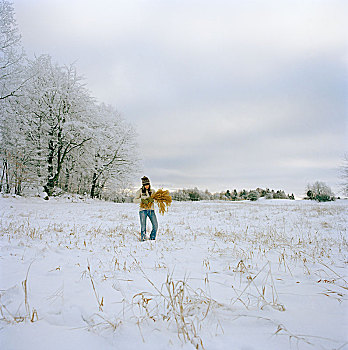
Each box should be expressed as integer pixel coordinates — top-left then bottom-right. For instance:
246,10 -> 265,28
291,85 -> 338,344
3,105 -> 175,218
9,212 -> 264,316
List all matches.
141,176 -> 150,186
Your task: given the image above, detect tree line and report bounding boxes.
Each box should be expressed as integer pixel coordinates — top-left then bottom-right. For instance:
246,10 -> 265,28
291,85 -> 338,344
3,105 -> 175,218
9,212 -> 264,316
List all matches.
171,181 -> 343,202
0,1 -> 139,199
171,187 -> 295,202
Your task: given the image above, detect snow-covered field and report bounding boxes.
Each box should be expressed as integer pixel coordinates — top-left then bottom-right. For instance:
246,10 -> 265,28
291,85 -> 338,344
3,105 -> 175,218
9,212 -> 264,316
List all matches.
0,196 -> 347,350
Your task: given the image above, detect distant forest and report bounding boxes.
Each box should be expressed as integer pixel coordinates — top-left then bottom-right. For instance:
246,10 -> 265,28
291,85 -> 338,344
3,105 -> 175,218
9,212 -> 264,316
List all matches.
170,187 -> 295,202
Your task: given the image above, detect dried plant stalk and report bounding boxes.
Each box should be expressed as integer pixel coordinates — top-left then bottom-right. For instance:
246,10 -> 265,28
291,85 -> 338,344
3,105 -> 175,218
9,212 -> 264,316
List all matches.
152,189 -> 172,215
139,189 -> 172,214
140,197 -> 154,210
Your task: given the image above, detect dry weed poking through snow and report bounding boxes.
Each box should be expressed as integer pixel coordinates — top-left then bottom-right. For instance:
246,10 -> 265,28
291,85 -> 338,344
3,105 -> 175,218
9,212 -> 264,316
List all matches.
0,197 -> 347,350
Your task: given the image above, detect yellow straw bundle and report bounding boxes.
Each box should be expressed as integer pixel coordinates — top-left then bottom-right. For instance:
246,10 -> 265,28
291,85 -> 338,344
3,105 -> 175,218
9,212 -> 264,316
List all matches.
152,189 -> 172,215
140,197 -> 154,210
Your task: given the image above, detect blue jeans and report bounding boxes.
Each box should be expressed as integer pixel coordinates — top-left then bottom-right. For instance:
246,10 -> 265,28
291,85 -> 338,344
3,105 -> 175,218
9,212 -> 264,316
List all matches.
139,210 -> 158,241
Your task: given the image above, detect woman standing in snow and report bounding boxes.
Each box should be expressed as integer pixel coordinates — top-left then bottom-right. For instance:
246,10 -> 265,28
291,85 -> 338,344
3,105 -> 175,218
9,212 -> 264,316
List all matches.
134,176 -> 158,241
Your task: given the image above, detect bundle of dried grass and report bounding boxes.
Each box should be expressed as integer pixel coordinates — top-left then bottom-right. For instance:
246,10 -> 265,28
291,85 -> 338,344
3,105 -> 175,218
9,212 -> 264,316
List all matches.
140,197 -> 154,210
152,189 -> 172,215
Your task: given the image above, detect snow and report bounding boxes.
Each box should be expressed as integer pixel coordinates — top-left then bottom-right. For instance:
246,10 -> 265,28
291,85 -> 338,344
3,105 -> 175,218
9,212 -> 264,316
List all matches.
0,197 -> 347,350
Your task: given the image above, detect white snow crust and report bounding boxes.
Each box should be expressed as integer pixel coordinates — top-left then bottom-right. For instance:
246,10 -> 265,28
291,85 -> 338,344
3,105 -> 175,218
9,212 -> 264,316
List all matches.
0,197 -> 347,350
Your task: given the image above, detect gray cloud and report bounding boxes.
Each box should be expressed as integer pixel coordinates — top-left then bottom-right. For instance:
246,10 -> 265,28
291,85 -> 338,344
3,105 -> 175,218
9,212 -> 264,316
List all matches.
14,0 -> 348,195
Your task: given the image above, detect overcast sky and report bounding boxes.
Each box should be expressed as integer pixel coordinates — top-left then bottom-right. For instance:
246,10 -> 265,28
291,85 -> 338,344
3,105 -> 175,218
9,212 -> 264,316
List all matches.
13,0 -> 348,196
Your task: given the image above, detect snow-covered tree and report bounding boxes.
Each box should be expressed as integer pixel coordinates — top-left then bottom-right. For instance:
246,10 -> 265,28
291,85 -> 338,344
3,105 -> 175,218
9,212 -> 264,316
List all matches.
171,189 -> 190,201
0,98 -> 31,194
272,190 -> 287,199
1,54 -> 140,197
0,0 -> 28,194
0,0 -> 25,100
2,55 -> 94,195
339,154 -> 348,197
248,190 -> 260,201
306,181 -> 335,202
238,189 -> 248,200
85,103 -> 139,199
0,3 -> 140,197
